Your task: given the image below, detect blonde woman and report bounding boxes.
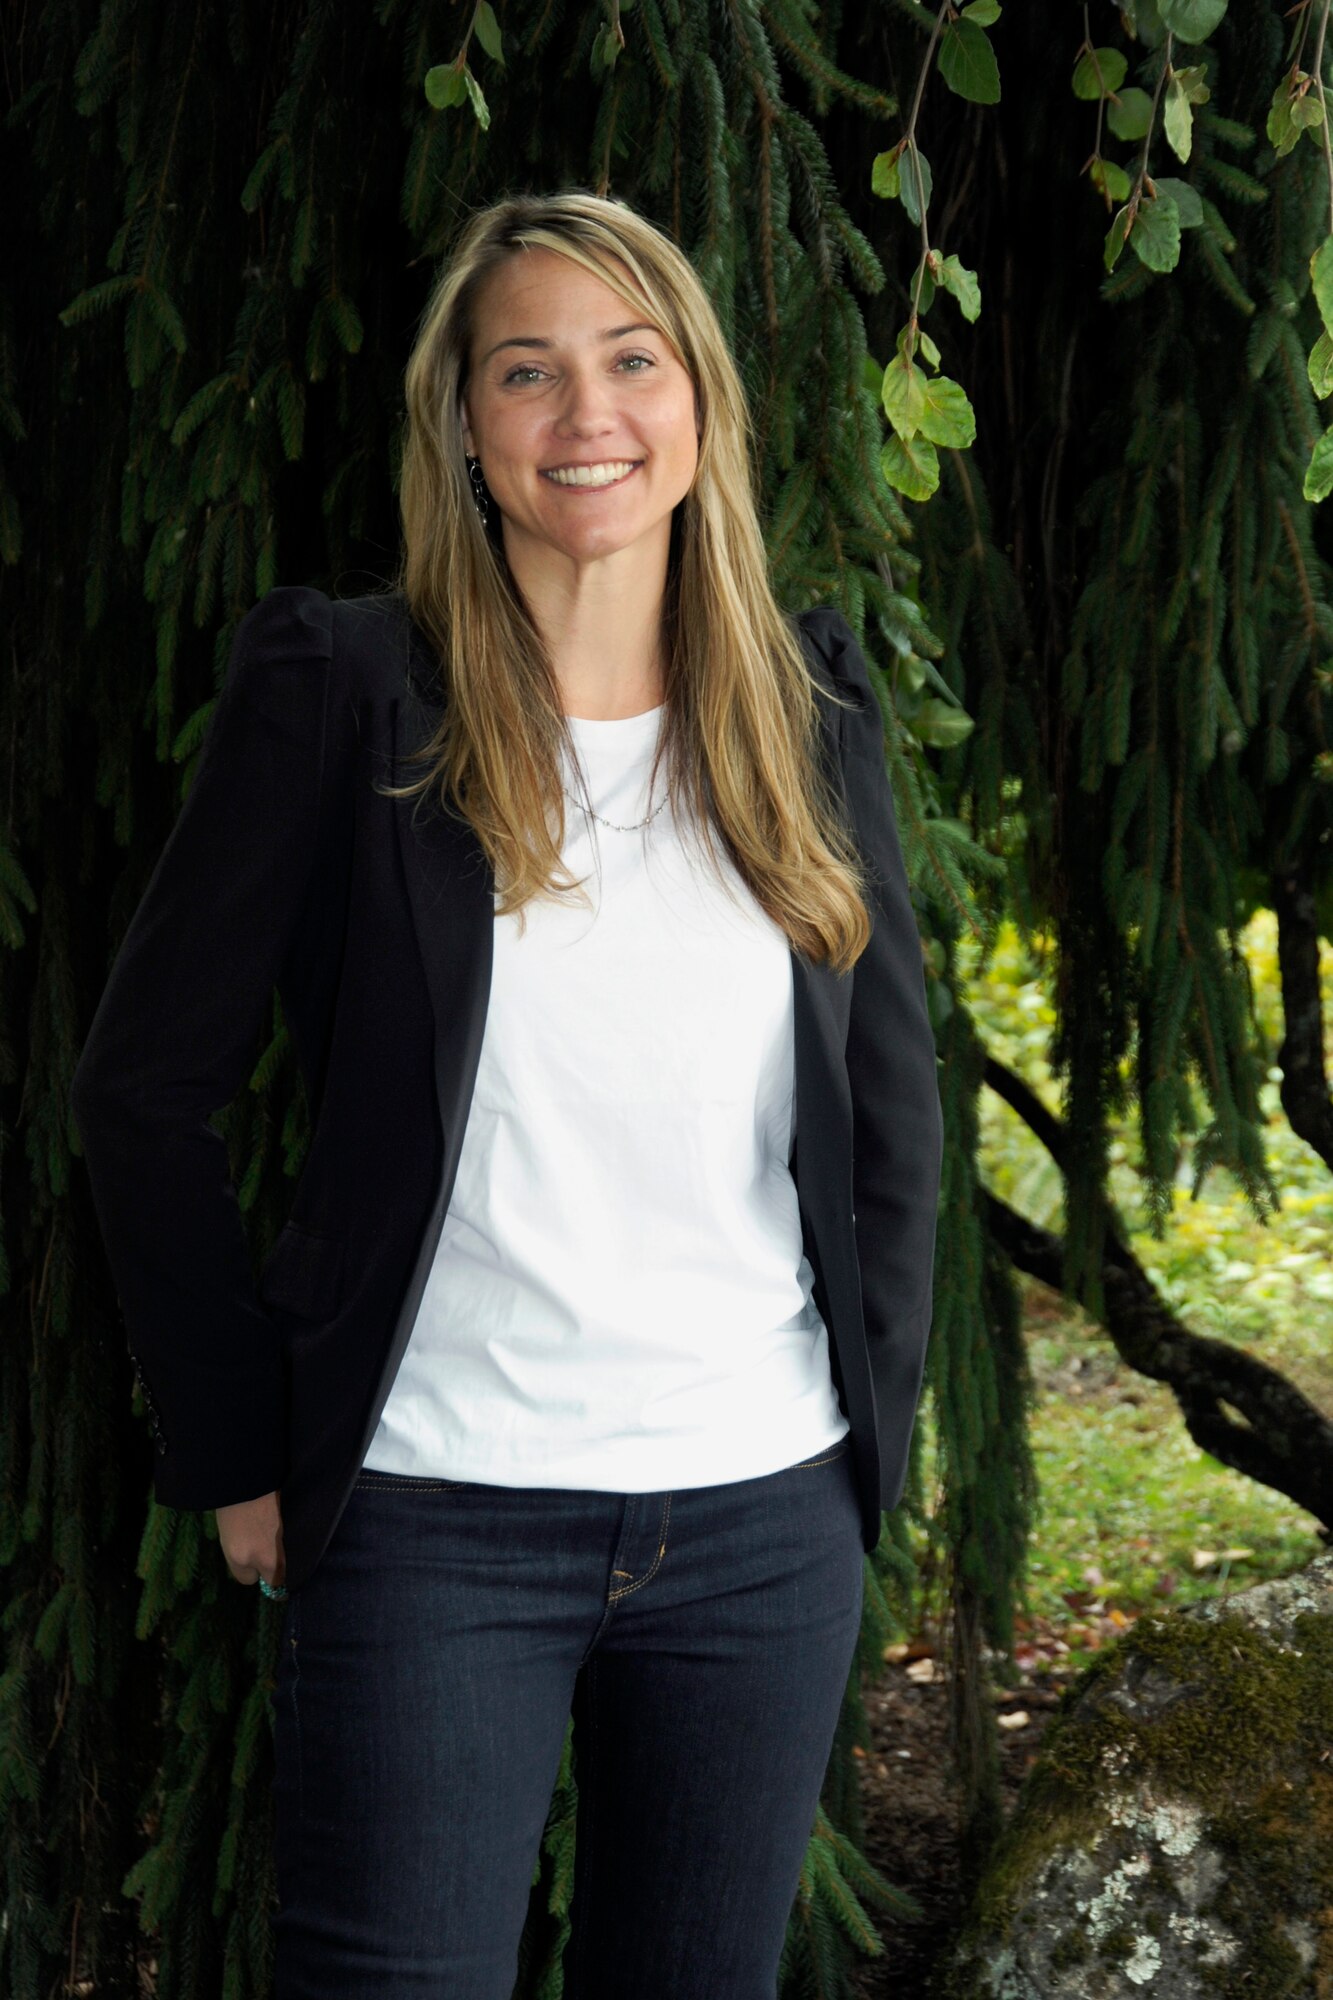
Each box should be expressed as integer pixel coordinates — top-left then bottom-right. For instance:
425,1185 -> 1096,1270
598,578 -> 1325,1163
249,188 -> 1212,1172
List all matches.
72,189 -> 943,1999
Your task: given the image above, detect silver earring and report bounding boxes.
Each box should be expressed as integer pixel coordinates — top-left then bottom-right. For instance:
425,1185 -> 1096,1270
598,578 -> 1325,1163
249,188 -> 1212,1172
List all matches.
467,454 -> 491,527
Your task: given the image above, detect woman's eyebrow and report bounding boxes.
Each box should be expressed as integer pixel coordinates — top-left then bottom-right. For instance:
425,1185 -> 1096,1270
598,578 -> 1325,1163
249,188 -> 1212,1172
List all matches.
480,323 -> 661,365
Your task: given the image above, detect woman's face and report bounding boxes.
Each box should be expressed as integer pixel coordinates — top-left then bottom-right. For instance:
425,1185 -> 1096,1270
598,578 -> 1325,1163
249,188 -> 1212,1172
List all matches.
459,246 -> 701,574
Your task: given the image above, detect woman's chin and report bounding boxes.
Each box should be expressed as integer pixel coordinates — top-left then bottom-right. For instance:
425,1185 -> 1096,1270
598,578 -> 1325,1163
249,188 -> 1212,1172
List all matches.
505,512 -> 667,570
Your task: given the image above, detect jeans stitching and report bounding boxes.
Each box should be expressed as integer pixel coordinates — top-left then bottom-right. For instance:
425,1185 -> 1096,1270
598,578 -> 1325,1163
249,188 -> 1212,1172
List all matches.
354,1474 -> 470,1490
789,1439 -> 850,1471
606,1493 -> 672,1600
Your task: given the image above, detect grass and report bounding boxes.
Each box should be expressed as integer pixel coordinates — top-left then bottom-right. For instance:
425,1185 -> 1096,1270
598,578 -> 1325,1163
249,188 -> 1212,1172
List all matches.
929,910 -> 1333,1676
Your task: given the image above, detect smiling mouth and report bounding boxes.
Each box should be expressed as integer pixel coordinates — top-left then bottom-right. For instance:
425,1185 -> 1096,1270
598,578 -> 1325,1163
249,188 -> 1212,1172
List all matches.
541,459 -> 643,490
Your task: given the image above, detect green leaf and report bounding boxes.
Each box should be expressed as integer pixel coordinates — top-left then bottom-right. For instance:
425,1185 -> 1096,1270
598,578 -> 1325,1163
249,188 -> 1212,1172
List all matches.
1128,0 -> 1167,45
937,19 -> 1000,105
1152,176 -> 1202,226
1292,93 -> 1324,129
1174,62 -> 1211,104
1308,331 -> 1333,399
473,1 -> 504,64
880,432 -> 940,503
1104,204 -> 1132,271
882,353 -> 926,437
871,150 -> 900,200
424,63 -> 469,109
897,324 -> 941,369
1130,192 -> 1181,271
590,21 -> 621,74
463,64 -> 490,127
862,352 -> 885,397
899,146 -> 932,225
961,0 -> 1001,20
1072,48 -> 1128,100
912,697 -> 976,747
1164,76 -> 1193,161
1107,86 -> 1154,140
1303,422 -> 1333,503
1267,85 -> 1300,158
1310,236 -> 1333,338
1091,157 -> 1132,202
937,254 -> 981,321
1158,0 -> 1227,41
916,375 -> 976,449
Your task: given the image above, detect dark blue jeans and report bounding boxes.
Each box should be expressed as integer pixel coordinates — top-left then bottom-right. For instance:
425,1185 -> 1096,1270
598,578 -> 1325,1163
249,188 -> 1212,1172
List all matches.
272,1433 -> 864,1999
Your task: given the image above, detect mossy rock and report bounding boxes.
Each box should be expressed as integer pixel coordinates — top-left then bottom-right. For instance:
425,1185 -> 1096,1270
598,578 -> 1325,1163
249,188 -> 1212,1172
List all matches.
934,1550 -> 1333,1999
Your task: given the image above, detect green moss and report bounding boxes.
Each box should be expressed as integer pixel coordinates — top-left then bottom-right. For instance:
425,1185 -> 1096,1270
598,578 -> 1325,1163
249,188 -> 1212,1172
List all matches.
946,1601 -> 1333,1994
1195,1767 -> 1333,1996
1048,1925 -> 1091,1970
1031,1608 -> 1333,1804
1096,1923 -> 1137,1963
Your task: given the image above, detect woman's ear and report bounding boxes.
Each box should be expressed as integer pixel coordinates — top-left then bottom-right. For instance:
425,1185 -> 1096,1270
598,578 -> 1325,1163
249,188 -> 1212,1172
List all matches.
460,394 -> 475,459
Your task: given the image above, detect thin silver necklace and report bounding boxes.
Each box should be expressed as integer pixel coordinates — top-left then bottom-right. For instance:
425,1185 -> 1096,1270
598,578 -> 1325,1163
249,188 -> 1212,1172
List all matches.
562,704 -> 668,831
561,783 -> 670,833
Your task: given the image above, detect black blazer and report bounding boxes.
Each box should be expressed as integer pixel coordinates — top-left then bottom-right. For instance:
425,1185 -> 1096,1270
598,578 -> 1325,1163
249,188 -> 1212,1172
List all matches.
70,587 -> 943,1594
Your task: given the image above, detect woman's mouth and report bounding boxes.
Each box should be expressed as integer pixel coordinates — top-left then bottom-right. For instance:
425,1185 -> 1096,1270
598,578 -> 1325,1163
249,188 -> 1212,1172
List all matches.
541,459 -> 643,491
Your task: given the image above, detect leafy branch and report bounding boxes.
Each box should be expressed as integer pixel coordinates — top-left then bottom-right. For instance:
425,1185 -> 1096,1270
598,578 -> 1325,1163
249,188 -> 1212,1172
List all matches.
424,0 -> 505,130
869,0 -> 992,517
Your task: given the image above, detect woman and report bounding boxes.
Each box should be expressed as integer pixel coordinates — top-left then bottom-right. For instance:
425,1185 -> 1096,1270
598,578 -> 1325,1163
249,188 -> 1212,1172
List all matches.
71,189 -> 943,1998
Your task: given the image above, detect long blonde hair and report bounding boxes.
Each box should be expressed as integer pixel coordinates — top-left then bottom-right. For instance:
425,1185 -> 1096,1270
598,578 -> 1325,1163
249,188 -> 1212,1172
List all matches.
384,188 -> 873,972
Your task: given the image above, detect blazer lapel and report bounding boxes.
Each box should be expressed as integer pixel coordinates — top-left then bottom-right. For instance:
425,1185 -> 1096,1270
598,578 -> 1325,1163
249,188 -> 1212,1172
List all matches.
391,692 -> 495,1149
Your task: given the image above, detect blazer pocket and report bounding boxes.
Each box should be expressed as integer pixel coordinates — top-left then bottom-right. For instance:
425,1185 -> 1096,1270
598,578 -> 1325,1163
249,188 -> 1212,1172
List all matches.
257,1220 -> 347,1322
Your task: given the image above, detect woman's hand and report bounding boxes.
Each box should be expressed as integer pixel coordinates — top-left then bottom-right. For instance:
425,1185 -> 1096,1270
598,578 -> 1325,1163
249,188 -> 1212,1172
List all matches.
215,1490 -> 286,1591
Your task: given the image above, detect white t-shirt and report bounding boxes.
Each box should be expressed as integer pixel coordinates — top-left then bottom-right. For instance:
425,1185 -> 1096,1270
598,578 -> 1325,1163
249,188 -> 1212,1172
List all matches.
364,700 -> 850,1491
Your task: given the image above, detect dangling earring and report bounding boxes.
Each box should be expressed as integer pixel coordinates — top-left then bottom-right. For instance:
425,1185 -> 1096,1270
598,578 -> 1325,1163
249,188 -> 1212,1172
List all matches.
466,454 -> 492,528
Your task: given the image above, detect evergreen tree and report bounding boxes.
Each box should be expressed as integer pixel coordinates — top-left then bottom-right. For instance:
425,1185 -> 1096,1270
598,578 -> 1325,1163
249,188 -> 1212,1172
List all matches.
867,0 -> 1333,1513
4,3 -> 956,1994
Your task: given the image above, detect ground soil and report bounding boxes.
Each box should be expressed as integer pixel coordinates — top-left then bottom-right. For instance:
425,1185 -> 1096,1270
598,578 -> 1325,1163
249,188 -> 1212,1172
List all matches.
844,1654 -> 1062,1998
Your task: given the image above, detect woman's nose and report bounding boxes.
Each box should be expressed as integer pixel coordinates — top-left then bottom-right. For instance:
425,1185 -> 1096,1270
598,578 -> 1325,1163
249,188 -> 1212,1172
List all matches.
554,366 -> 617,434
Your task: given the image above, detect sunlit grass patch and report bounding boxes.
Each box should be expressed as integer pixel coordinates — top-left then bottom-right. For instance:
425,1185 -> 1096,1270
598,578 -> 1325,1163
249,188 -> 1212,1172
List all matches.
927,911 -> 1333,1671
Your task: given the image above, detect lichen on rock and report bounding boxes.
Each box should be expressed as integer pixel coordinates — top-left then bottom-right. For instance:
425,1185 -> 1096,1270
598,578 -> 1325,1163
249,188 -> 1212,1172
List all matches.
935,1550 -> 1333,1998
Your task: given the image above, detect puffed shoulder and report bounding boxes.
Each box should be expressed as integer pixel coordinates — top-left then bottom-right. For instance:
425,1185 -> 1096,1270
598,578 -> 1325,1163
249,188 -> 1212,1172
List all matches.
795,606 -> 885,762
232,584 -> 334,672
220,586 -> 336,749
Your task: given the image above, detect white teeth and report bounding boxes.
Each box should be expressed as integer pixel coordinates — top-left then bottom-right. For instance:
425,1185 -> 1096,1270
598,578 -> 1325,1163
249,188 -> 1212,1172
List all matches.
544,460 -> 639,487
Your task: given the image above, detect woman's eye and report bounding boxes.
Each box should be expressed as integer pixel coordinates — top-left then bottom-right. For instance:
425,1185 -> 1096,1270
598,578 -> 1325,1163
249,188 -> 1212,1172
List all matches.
501,353 -> 656,384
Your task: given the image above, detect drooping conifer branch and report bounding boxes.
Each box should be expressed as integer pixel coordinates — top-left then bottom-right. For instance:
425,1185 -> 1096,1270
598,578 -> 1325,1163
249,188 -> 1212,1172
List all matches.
1270,856 -> 1333,1174
983,1057 -> 1333,1528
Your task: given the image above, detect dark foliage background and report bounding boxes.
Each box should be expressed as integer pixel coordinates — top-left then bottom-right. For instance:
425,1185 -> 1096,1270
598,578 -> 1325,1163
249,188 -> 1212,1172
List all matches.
4,0 -> 1332,1993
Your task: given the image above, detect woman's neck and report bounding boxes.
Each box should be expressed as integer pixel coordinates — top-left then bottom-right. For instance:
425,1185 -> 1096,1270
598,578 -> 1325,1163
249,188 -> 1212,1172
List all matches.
501,525 -> 670,720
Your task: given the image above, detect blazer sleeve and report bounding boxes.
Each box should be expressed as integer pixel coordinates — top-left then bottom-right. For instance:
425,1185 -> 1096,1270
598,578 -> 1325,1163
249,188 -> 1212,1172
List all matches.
800,606 -> 944,1515
70,585 -> 334,1512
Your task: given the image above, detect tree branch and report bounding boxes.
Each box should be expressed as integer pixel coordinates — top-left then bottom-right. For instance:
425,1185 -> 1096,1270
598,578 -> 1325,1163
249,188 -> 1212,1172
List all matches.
981,1058 -> 1333,1531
